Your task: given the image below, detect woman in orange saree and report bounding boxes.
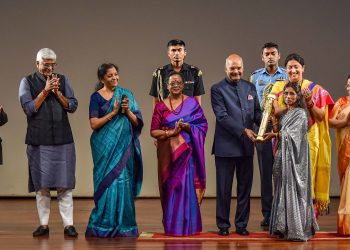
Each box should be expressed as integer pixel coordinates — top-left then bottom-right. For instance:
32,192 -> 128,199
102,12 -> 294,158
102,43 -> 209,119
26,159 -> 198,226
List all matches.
329,75 -> 350,236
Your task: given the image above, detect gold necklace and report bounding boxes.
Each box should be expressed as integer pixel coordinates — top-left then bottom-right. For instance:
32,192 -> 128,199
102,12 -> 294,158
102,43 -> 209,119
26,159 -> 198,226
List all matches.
169,94 -> 184,115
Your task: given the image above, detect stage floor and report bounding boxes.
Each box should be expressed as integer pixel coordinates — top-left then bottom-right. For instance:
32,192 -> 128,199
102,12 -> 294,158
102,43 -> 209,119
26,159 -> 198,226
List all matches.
0,198 -> 349,249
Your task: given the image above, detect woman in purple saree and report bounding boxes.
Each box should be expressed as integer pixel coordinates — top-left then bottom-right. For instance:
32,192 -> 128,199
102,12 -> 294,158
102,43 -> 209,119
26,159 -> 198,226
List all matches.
151,71 -> 208,236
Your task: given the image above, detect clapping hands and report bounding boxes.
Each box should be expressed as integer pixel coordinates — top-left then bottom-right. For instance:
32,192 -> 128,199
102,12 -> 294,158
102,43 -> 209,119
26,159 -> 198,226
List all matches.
45,74 -> 60,93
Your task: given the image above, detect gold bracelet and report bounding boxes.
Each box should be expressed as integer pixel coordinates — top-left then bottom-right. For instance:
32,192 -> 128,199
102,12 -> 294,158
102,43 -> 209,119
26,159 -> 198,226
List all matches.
165,130 -> 169,138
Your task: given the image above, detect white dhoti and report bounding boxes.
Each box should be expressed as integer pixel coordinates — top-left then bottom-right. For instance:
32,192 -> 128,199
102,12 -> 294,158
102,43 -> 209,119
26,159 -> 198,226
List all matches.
36,188 -> 74,227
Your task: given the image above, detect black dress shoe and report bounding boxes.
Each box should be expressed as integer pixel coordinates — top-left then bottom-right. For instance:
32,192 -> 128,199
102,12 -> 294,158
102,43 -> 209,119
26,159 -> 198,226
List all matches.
260,217 -> 270,227
218,228 -> 230,236
64,226 -> 78,237
236,228 -> 249,236
33,225 -> 49,237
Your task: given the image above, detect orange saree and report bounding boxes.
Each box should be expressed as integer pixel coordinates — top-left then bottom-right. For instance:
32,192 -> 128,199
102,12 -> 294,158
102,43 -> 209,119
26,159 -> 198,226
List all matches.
332,96 -> 350,235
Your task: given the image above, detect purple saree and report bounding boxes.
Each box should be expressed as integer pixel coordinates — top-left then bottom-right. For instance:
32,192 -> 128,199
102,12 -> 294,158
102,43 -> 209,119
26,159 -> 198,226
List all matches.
151,97 -> 208,236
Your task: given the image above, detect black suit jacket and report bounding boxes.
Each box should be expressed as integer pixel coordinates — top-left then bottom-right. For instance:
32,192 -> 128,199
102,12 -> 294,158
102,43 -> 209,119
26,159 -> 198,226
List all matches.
211,78 -> 261,157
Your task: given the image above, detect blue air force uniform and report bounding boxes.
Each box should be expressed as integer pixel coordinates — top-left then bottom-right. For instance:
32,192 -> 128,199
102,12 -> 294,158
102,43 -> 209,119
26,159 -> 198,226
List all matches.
249,67 -> 287,223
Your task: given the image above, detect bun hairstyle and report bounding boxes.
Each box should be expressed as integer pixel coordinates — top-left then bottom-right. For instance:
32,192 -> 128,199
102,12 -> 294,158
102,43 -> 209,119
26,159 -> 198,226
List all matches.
95,63 -> 119,91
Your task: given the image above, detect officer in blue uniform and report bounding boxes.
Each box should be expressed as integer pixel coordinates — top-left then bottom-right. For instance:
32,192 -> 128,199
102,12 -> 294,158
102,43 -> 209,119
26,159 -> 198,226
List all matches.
249,42 -> 287,227
149,39 -> 205,108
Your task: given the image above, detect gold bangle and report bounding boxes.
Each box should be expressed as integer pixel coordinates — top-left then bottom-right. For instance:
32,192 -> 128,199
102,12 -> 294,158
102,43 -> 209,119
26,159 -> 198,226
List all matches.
165,130 -> 169,137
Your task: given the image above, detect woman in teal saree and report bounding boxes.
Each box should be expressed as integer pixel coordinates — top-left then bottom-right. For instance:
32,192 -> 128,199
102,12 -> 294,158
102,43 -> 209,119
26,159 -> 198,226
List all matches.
86,63 -> 143,237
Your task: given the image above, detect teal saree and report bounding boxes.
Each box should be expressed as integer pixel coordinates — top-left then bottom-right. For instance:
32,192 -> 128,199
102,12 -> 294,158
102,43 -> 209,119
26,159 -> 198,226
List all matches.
86,86 -> 143,237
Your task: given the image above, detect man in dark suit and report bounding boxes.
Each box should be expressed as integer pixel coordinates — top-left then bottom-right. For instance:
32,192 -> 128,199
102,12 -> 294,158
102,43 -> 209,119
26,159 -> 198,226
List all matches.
211,54 -> 262,236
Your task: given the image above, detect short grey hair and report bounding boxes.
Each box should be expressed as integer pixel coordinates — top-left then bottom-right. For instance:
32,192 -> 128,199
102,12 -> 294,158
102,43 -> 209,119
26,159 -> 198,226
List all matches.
36,48 -> 56,62
225,56 -> 243,68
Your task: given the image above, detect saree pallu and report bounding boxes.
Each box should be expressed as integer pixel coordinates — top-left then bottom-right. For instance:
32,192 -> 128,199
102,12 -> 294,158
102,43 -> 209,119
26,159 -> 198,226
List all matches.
152,97 -> 207,236
270,108 -> 319,241
332,97 -> 350,235
271,80 -> 334,213
86,87 -> 143,237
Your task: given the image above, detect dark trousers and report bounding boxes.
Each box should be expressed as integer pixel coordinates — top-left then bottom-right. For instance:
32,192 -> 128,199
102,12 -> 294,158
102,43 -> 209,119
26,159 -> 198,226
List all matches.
256,141 -> 273,219
215,156 -> 253,230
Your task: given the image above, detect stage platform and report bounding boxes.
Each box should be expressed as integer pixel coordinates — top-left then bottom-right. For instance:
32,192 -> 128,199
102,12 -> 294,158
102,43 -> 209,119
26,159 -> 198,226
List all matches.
0,198 -> 348,249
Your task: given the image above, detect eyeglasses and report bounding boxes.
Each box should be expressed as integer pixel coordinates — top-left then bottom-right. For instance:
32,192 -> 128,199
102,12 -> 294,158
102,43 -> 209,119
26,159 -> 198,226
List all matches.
41,62 -> 57,68
168,81 -> 184,87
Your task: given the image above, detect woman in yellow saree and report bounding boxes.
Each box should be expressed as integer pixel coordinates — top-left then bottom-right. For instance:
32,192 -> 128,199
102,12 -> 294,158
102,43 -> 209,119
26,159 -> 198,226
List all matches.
329,75 -> 350,236
270,53 -> 334,216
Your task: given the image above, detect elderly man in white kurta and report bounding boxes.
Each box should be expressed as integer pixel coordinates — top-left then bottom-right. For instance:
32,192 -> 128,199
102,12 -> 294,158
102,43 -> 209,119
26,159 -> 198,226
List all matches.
19,48 -> 78,237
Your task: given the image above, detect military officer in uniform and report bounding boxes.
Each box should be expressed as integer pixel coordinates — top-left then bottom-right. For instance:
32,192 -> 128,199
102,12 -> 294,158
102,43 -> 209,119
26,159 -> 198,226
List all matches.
149,39 -> 205,109
249,42 -> 287,227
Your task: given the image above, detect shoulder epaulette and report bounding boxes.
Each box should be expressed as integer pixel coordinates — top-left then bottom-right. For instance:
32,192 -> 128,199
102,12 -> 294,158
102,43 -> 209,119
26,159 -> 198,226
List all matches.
250,68 -> 264,76
189,65 -> 202,76
190,65 -> 200,71
152,67 -> 163,77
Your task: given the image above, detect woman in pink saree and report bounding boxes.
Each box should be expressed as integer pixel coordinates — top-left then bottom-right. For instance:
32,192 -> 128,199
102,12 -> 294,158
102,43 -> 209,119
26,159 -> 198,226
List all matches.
329,75 -> 350,236
150,71 -> 208,236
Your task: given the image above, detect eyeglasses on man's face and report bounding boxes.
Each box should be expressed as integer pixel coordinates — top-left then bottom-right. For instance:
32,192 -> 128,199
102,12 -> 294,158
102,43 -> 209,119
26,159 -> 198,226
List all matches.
40,62 -> 57,68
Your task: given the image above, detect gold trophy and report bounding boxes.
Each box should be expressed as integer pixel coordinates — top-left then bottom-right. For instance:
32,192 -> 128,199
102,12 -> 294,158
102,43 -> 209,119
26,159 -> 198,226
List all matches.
256,92 -> 276,141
